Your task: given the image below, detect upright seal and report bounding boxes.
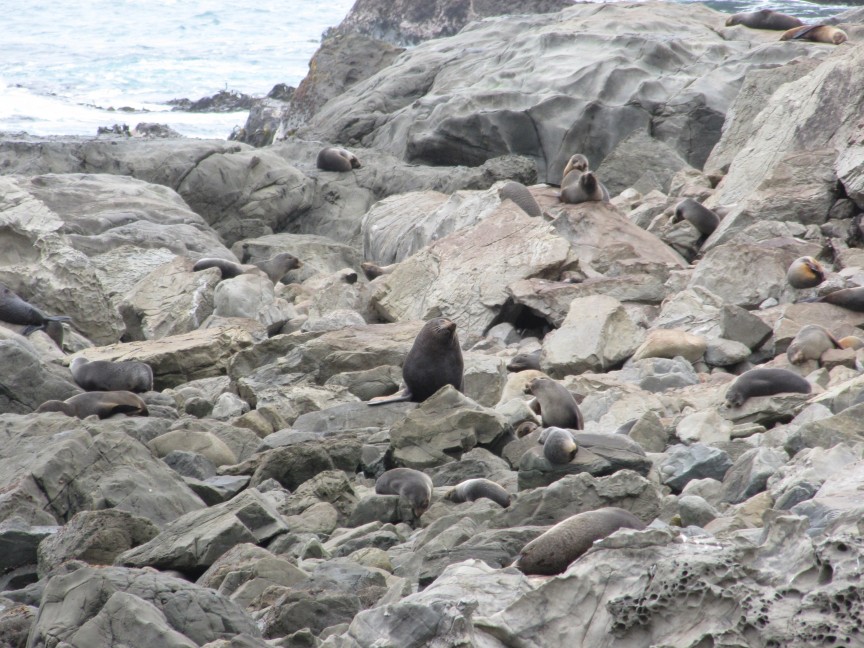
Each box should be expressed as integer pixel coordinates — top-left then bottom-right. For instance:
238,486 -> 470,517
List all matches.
526,377 -> 583,429
515,507 -> 646,575
560,171 -> 610,204
368,318 -> 464,405
37,391 -> 150,419
672,198 -> 720,237
724,368 -> 811,408
375,467 -> 434,518
317,147 -> 361,172
70,357 -> 154,393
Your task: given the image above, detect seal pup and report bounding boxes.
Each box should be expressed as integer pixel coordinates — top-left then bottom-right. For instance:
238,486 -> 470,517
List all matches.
507,349 -> 541,372
786,256 -> 825,289
526,377 -> 583,429
672,198 -> 720,237
725,9 -> 803,30
515,420 -> 540,438
445,478 -> 511,508
253,253 -> 302,283
316,147 -> 361,172
0,283 -> 72,335
368,317 -> 464,405
560,171 -> 610,204
515,507 -> 646,576
562,154 -> 589,179
375,467 -> 433,518
780,24 -> 848,45
724,368 -> 811,408
812,287 -> 864,312
36,391 -> 149,419
70,357 -> 154,393
498,181 -> 543,218
786,325 -> 841,365
540,427 -> 578,464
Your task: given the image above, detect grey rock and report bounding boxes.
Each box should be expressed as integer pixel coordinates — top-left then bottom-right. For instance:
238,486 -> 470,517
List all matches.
704,337 -> 752,366
0,333 -> 81,415
658,443 -> 734,493
720,447 -> 788,505
626,410 -> 669,453
163,450 -> 218,480
677,495 -> 720,528
785,403 -> 864,456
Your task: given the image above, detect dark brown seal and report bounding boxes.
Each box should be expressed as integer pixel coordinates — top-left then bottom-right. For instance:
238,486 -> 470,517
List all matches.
725,9 -> 803,30
192,258 -> 247,279
786,256 -> 826,289
368,318 -> 464,405
360,261 -> 396,281
445,478 -> 511,508
375,467 -> 433,518
70,357 -> 154,393
526,377 -> 583,429
672,198 -> 720,237
780,25 -> 847,44
724,368 -> 812,408
815,287 -> 864,312
498,181 -> 542,218
786,325 -> 840,365
36,391 -> 149,419
507,349 -> 541,372
540,427 -> 578,464
560,171 -> 610,204
0,283 -> 72,335
254,253 -> 302,283
316,147 -> 361,172
515,507 -> 646,576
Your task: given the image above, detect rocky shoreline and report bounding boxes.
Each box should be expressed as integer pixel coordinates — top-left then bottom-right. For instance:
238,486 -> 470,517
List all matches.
2,1 -> 864,646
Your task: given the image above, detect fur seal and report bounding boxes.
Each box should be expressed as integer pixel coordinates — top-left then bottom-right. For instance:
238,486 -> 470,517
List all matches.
316,147 -> 361,172
361,261 -> 396,281
254,253 -> 302,283
515,507 -> 646,576
515,420 -> 540,438
445,478 -> 511,508
526,377 -> 583,429
498,181 -> 542,218
540,427 -> 578,464
0,283 -> 72,335
36,391 -> 149,419
70,357 -> 154,393
813,287 -> 864,312
507,349 -> 541,372
838,336 -> 864,350
375,467 -> 433,518
562,154 -> 589,179
786,325 -> 840,365
560,171 -> 610,204
780,25 -> 848,45
497,369 -> 547,406
368,318 -> 464,405
724,368 -> 812,408
672,198 -> 720,237
786,256 -> 826,289
192,258 -> 247,279
725,9 -> 803,30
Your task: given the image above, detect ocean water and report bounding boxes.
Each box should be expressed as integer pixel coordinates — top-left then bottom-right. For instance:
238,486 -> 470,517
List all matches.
0,0 -> 854,140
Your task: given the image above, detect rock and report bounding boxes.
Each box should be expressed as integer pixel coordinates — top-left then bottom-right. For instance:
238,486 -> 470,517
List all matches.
370,201 -> 573,340
720,447 -> 788,505
541,295 -> 644,377
0,332 -> 81,414
213,274 -> 275,320
704,337 -> 752,366
785,403 -> 864,456
626,410 -> 669,453
36,510 -> 158,578
237,438 -> 362,491
720,303 -> 773,350
677,495 -> 720,528
619,357 -> 700,393
675,409 -> 733,445
27,566 -> 260,645
148,429 -> 238,467
595,128 -> 695,196
630,329 -> 707,363
658,443 -> 734,494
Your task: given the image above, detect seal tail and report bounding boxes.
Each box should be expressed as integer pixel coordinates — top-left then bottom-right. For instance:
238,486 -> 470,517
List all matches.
367,390 -> 413,407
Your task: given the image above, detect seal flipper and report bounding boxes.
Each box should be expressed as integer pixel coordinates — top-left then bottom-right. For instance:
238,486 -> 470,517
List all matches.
367,389 -> 414,406
22,315 -> 71,337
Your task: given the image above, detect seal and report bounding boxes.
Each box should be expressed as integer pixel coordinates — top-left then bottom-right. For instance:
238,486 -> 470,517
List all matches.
316,147 -> 361,172
515,507 -> 646,576
786,325 -> 840,365
526,377 -> 583,429
724,368 -> 812,408
368,318 -> 464,405
838,335 -> 864,350
562,154 -> 589,179
375,467 -> 434,518
36,391 -> 149,419
498,181 -> 543,218
445,478 -> 511,508
813,287 -> 864,312
70,357 -> 154,393
672,198 -> 720,237
360,261 -> 396,281
497,369 -> 547,406
507,349 -> 541,372
786,256 -> 826,289
780,24 -> 848,45
192,258 -> 247,279
560,171 -> 610,204
725,9 -> 803,30
540,427 -> 578,464
254,253 -> 302,283
0,283 -> 72,335
515,420 -> 540,438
